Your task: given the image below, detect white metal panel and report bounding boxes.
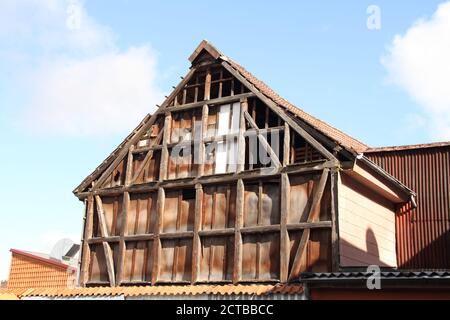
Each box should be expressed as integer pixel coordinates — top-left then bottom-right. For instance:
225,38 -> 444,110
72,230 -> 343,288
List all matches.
230,102 -> 240,134
215,141 -> 227,174
217,104 -> 231,135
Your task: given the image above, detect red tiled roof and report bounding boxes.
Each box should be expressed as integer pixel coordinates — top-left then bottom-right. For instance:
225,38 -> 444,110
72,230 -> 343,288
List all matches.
225,58 -> 368,153
3,284 -> 303,298
7,249 -> 77,290
10,249 -> 73,270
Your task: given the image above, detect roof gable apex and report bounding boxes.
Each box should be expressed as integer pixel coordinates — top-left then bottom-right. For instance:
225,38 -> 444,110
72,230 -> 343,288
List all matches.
188,40 -> 226,64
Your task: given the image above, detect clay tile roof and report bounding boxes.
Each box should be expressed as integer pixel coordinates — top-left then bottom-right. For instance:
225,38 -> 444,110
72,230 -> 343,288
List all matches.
18,284 -> 303,298
224,58 -> 368,153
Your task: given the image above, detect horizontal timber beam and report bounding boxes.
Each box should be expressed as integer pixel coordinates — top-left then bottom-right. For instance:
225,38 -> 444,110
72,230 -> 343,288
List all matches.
88,221 -> 332,244
76,160 -> 338,199
162,92 -> 255,113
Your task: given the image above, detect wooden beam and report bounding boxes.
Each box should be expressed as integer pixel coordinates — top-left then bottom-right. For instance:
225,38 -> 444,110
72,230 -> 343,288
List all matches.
237,97 -> 248,172
198,104 -> 208,177
191,184 -> 203,283
159,113 -> 172,182
162,92 -> 255,113
288,168 -> 330,281
204,68 -> 212,100
124,146 -> 134,187
94,195 -> 116,286
76,160 -> 336,199
151,188 -> 164,284
79,196 -> 94,287
280,173 -> 290,282
130,130 -> 164,184
283,122 -> 290,166
233,179 -> 244,283
221,61 -> 338,163
102,242 -> 116,286
95,195 -> 108,238
85,68 -> 197,193
115,191 -> 129,285
244,111 -> 282,168
330,168 -> 340,272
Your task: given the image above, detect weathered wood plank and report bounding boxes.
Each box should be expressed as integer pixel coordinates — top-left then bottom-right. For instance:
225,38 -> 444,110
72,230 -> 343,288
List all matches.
159,113 -> 172,182
237,97 -> 248,172
79,196 -> 94,286
244,111 -> 282,168
288,168 -> 330,281
86,68 -> 198,193
76,160 -> 336,199
115,191 -> 129,285
330,168 -> 340,272
102,242 -> 116,286
280,173 -> 290,282
130,130 -> 164,183
151,188 -> 164,284
221,61 -> 338,163
233,179 -> 244,283
95,195 -> 109,238
283,123 -> 290,166
162,92 -> 255,113
191,184 -> 203,283
204,68 -> 212,100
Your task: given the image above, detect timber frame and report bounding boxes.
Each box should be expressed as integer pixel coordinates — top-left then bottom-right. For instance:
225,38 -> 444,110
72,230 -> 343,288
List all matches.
75,40 -> 413,287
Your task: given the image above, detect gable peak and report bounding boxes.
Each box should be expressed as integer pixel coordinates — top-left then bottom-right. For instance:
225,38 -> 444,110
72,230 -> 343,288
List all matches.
188,40 -> 228,65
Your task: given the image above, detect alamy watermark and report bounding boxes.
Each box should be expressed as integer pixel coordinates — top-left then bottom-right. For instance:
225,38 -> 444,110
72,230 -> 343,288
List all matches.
366,265 -> 381,290
367,5 -> 381,30
168,123 -> 281,175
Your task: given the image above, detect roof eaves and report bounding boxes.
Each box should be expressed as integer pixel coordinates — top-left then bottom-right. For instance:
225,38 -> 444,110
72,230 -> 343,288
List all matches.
10,249 -> 73,271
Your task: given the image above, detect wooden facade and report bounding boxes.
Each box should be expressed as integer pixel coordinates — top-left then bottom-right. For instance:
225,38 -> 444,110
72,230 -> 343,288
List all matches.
74,41 -> 414,287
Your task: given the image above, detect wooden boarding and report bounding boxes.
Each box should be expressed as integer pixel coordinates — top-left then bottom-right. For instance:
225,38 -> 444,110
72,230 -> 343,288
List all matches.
76,42 -> 342,287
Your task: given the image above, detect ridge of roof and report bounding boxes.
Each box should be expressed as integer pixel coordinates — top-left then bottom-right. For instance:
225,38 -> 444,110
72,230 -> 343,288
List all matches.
10,249 -> 74,271
365,141 -> 450,153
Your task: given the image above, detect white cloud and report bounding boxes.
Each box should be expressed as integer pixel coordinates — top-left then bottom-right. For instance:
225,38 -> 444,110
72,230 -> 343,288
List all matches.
26,46 -> 163,136
382,2 -> 450,140
1,0 -> 163,136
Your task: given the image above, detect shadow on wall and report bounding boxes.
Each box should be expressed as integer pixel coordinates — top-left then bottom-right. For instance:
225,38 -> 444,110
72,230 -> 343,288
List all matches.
339,227 -> 393,268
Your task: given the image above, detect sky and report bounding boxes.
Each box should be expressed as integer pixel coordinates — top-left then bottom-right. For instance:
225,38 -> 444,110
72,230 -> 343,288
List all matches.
0,0 -> 449,280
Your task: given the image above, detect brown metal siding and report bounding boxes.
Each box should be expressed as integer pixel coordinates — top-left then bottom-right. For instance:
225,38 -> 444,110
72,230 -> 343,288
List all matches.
366,146 -> 450,269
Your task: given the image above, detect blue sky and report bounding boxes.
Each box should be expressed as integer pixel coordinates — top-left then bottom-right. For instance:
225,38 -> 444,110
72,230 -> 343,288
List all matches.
1,0 -> 449,280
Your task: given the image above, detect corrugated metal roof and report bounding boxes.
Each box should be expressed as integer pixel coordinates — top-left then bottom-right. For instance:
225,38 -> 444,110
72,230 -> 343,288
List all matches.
7,284 -> 303,298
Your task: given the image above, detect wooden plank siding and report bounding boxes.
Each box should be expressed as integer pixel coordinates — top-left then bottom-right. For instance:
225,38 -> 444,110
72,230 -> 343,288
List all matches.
78,51 -> 343,286
338,173 -> 397,267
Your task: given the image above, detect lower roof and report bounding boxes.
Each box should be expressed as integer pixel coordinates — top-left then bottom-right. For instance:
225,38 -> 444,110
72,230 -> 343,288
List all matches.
0,284 -> 303,298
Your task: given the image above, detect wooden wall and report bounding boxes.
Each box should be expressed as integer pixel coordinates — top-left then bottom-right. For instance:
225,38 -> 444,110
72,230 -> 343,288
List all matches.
78,61 -> 337,286
338,173 -> 397,267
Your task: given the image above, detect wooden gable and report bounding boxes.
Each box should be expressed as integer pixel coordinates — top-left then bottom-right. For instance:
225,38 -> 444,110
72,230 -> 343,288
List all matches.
77,41 -> 343,287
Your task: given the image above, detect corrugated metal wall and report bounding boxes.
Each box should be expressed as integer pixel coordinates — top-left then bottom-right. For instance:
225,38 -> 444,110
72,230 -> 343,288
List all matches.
366,145 -> 450,269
